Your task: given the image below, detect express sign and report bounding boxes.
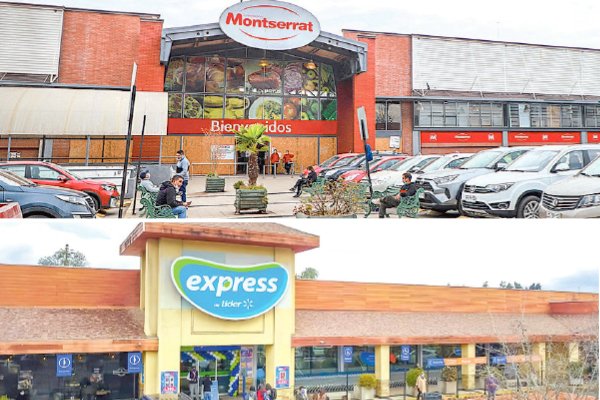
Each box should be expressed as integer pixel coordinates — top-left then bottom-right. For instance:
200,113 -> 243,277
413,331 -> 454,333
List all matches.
219,0 -> 321,50
171,257 -> 289,320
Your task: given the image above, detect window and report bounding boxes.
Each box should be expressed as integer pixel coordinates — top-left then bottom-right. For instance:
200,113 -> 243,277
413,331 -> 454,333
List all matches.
390,346 -> 417,371
165,55 -> 337,121
585,105 -> 600,128
294,347 -> 339,376
512,103 -> 584,128
376,101 -> 402,130
554,150 -> 585,171
33,166 -> 61,180
415,101 -> 505,127
0,165 -> 26,177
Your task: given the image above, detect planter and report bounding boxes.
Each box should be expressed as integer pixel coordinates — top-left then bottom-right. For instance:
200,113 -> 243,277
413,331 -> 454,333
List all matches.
442,381 -> 457,394
295,213 -> 357,218
352,387 -> 375,400
205,176 -> 226,192
235,189 -> 268,214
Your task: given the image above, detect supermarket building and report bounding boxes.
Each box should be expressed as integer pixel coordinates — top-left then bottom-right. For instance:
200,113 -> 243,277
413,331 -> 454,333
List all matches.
1,1 -> 599,173
0,223 -> 597,400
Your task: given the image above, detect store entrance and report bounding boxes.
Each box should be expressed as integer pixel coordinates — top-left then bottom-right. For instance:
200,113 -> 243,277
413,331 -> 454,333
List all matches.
180,346 -> 265,398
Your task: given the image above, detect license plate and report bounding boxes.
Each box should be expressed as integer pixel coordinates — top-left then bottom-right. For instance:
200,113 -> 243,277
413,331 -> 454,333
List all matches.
464,194 -> 477,202
546,210 -> 562,219
110,197 -> 118,208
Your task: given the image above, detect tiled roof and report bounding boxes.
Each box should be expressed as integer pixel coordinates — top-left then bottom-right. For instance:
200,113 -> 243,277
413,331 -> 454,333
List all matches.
121,222 -> 320,256
293,310 -> 599,345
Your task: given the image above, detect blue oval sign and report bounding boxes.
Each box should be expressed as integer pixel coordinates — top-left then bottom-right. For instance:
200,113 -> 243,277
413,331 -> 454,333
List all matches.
171,257 -> 289,320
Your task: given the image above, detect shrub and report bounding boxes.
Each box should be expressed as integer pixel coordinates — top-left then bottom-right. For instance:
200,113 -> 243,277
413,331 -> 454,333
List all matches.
233,180 -> 245,190
441,367 -> 458,382
293,179 -> 367,216
406,368 -> 424,387
568,361 -> 584,377
358,374 -> 377,389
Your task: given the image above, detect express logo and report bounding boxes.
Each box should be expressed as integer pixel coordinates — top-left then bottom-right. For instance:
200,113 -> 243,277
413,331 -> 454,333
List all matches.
171,257 -> 289,320
219,0 -> 321,50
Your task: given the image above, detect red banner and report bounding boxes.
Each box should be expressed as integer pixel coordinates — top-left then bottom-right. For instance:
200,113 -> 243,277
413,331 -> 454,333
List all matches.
589,132 -> 600,143
421,131 -> 502,145
508,131 -> 580,145
168,118 -> 338,135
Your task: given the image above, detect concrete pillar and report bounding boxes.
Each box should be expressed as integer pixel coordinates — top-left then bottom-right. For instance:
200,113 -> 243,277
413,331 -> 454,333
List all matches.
264,326 -> 294,400
461,344 -> 476,390
531,343 -> 546,382
568,342 -> 580,363
375,345 -> 390,397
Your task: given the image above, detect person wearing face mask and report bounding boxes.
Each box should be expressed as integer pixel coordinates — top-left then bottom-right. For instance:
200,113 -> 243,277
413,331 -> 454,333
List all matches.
156,174 -> 191,218
378,172 -> 416,218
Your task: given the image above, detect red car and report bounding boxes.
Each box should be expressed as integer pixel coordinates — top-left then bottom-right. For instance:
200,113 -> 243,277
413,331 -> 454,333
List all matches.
306,153 -> 360,175
0,161 -> 120,210
340,155 -> 409,182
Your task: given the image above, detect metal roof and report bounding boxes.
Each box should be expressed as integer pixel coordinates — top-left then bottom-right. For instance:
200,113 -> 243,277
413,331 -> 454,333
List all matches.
161,23 -> 367,80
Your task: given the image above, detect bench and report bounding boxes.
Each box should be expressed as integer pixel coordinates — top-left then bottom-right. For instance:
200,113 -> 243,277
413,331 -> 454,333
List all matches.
137,185 -> 176,219
363,186 -> 424,218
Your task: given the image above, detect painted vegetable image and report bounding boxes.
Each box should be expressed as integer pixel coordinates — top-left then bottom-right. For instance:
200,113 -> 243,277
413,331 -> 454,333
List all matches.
165,58 -> 184,91
321,99 -> 337,120
320,64 -> 336,96
300,98 -> 320,120
168,93 -> 183,118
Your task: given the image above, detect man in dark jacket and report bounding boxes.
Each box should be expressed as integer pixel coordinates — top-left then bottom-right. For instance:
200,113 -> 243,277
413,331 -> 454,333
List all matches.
156,175 -> 190,218
291,166 -> 318,197
378,172 -> 416,218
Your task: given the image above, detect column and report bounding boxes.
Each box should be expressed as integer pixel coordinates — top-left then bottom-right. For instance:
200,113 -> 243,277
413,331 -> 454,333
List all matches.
461,344 -> 476,390
531,342 -> 546,383
568,342 -> 580,363
375,345 -> 390,397
264,327 -> 293,400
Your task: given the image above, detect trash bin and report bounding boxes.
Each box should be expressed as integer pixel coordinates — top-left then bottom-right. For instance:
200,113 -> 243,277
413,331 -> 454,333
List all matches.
423,392 -> 442,400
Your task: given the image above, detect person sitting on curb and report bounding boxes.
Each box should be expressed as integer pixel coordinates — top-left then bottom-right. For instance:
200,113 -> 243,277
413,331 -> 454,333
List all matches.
139,171 -> 159,193
290,165 -> 317,197
156,174 -> 191,218
378,172 -> 416,218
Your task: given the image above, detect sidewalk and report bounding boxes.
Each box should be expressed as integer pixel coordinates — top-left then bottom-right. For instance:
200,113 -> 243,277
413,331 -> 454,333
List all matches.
105,174 -> 466,219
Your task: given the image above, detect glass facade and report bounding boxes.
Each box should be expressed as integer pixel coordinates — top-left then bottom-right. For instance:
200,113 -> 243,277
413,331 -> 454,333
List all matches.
295,347 -> 338,377
0,354 -> 137,400
414,101 -> 600,128
165,56 -> 337,121
389,346 -> 417,371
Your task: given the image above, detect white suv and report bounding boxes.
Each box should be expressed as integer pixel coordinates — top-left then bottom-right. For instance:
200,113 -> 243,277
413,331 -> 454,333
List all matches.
462,145 -> 600,218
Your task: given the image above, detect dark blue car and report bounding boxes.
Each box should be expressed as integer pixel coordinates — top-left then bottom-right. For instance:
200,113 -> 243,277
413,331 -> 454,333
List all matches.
0,170 -> 95,218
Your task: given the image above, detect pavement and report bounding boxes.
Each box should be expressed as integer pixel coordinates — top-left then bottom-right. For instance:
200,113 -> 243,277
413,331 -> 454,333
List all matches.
101,174 -> 467,220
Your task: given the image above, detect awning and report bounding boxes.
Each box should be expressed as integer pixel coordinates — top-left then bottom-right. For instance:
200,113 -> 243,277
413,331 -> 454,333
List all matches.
0,87 -> 167,136
0,308 -> 158,354
161,23 -> 367,80
293,310 -> 598,346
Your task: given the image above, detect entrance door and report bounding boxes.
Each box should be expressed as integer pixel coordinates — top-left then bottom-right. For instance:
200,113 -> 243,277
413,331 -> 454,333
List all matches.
181,346 -> 242,396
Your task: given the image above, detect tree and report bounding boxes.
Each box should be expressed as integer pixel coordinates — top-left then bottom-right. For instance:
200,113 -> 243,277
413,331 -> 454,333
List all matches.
234,123 -> 271,186
296,267 -> 319,280
38,244 -> 87,267
483,281 -> 489,288
496,281 -> 542,290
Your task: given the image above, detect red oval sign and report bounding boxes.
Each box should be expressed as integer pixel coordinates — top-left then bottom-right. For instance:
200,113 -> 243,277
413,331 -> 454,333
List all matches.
219,0 -> 321,50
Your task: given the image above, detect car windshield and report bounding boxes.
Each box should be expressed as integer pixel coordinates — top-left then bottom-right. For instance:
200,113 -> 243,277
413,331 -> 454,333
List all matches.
61,167 -> 82,179
420,156 -> 452,172
506,150 -> 559,172
393,156 -> 435,171
0,170 -> 35,186
373,158 -> 402,171
334,156 -> 360,168
459,151 -> 503,169
320,155 -> 340,167
580,157 -> 600,176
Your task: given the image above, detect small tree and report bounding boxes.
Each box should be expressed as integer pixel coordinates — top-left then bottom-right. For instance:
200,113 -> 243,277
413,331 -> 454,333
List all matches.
296,267 -> 319,280
205,128 -> 224,176
234,123 -> 271,186
39,244 -> 87,267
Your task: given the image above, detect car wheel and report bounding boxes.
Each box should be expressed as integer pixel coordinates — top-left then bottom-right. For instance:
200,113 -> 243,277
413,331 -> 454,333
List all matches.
85,193 -> 100,211
24,214 -> 52,218
517,195 -> 541,219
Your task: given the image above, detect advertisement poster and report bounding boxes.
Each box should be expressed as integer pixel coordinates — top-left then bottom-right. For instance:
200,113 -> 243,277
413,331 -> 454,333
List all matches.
161,371 -> 178,394
275,366 -> 289,389
211,144 -> 235,160
241,347 -> 254,378
389,136 -> 400,149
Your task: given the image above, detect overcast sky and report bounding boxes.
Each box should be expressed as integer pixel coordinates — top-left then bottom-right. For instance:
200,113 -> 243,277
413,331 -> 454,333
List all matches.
0,220 -> 597,293
10,0 -> 600,49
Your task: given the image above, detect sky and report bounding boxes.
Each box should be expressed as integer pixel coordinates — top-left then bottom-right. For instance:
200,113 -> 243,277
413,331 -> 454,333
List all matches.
10,0 -> 600,49
0,220 -> 597,293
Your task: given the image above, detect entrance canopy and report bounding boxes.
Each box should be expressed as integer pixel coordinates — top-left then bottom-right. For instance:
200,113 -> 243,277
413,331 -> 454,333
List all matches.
161,23 -> 367,81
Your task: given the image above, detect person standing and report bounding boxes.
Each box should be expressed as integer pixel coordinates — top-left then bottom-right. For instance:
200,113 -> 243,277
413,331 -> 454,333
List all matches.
415,372 -> 426,400
202,375 -> 212,400
485,374 -> 499,400
270,148 -> 280,174
282,150 -> 294,174
378,172 -> 416,218
175,150 -> 190,202
156,175 -> 191,218
187,366 -> 199,400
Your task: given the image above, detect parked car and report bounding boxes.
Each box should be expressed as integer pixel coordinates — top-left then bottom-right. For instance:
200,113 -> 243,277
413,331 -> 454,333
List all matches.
0,161 -> 119,210
366,155 -> 441,192
308,153 -> 360,175
409,152 -> 473,180
0,170 -> 96,218
462,145 -> 600,218
321,154 -> 371,180
417,147 -> 530,214
341,155 -> 409,182
539,154 -> 600,218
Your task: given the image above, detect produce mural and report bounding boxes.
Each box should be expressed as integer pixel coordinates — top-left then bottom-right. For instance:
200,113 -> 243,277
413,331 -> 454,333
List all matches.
166,56 -> 337,121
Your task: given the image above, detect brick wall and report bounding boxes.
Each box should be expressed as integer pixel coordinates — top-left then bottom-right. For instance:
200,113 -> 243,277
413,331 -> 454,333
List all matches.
375,34 -> 412,97
59,10 -> 164,89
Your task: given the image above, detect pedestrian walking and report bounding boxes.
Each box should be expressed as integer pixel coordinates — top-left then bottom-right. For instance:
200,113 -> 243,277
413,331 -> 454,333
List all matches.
485,374 -> 499,400
175,149 -> 190,202
415,372 -> 426,400
187,366 -> 199,400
